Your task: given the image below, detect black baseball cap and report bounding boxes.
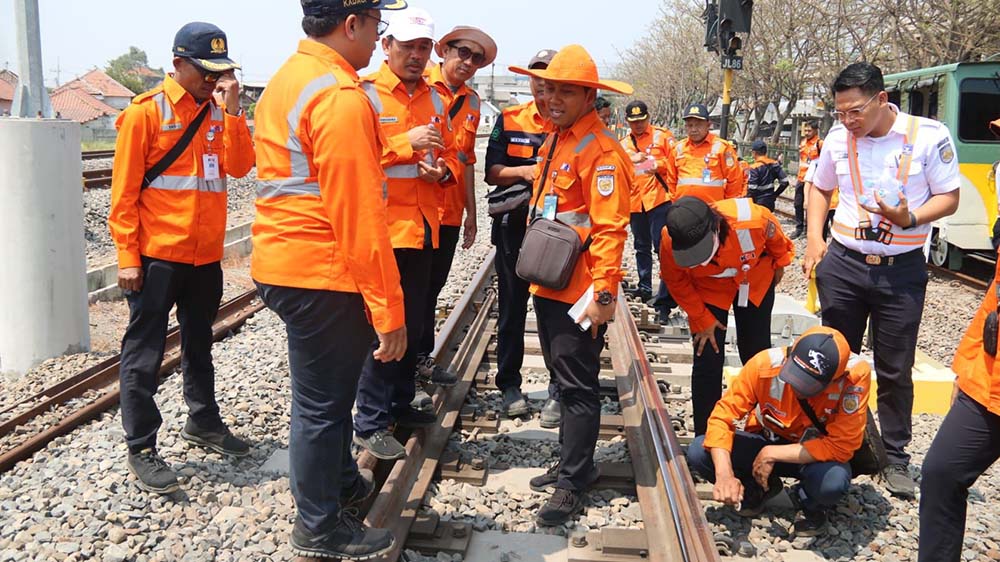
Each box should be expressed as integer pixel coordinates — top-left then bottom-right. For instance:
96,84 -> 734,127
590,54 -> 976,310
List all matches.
625,100 -> 649,122
665,197 -> 718,268
301,0 -> 408,16
172,22 -> 240,72
751,139 -> 767,153
528,49 -> 557,69
683,103 -> 710,120
779,326 -> 850,398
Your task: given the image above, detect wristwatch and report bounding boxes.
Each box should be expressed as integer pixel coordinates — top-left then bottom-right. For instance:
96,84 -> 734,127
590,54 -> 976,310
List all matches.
439,169 -> 453,183
595,290 -> 615,306
903,211 -> 918,230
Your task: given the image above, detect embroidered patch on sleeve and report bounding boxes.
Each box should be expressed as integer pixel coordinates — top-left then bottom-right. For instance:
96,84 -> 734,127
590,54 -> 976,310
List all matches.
597,175 -> 615,196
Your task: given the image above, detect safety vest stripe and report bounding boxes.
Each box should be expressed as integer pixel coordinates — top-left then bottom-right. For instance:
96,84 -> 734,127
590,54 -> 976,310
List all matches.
210,104 -> 224,122
148,175 -> 227,193
386,164 -> 420,179
712,140 -> 724,155
769,376 -> 786,401
735,198 -> 752,221
575,133 -> 596,154
361,82 -> 382,113
429,88 -> 445,117
599,129 -> 618,143
287,74 -> 339,179
153,92 -> 175,125
768,347 -> 785,368
530,205 -> 593,229
257,178 -> 321,199
469,94 -> 480,111
677,178 -> 726,187
737,229 -> 756,254
709,268 -> 738,278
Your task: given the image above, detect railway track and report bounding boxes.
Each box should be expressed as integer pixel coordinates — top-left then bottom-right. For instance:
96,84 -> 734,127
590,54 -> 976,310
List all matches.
82,167 -> 113,189
82,149 -> 115,160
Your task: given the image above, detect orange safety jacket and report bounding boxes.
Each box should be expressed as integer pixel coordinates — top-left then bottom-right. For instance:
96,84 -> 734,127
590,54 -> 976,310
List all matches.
798,135 -> 822,182
251,40 -> 404,333
109,75 -> 254,269
426,64 -> 481,227
660,198 -> 794,333
952,262 -> 1000,415
621,125 -> 673,213
665,133 -> 745,203
705,346 -> 871,463
362,63 -> 461,250
527,110 -> 632,304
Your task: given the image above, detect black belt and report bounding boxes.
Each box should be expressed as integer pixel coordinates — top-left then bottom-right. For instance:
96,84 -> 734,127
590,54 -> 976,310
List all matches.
830,240 -> 924,267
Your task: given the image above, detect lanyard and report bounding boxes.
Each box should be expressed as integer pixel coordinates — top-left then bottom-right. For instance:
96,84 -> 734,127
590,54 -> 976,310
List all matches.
846,116 -> 919,228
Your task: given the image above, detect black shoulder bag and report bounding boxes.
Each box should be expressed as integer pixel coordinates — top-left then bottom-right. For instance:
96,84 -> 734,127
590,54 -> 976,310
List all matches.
141,102 -> 212,189
797,396 -> 888,476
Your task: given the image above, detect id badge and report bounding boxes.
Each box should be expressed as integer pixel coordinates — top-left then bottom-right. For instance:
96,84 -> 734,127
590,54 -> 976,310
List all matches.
542,194 -> 558,220
702,168 -> 712,183
737,281 -> 749,308
203,154 -> 221,181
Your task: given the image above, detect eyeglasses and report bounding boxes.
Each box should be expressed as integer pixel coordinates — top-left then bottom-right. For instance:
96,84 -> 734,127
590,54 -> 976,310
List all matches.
359,13 -> 389,36
449,43 -> 486,66
189,62 -> 223,83
832,92 -> 880,122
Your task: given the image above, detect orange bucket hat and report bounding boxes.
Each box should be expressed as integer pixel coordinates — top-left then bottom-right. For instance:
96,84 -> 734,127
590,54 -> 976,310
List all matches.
509,44 -> 633,95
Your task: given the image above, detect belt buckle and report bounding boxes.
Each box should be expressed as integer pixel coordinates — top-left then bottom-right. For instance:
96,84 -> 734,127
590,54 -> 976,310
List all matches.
865,254 -> 882,266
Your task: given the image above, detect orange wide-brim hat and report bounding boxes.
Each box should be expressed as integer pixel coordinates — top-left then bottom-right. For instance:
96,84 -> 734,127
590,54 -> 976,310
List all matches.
509,44 -> 633,95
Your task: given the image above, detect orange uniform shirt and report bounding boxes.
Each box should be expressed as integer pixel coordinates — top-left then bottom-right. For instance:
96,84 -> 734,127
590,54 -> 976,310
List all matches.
251,40 -> 404,333
660,198 -> 794,333
620,125 -> 673,213
705,346 -> 871,463
426,64 -> 480,227
362,63 -> 461,250
527,110 -> 632,303
798,135 -> 822,182
952,262 -> 1000,415
109,75 -> 255,268
665,132 -> 745,203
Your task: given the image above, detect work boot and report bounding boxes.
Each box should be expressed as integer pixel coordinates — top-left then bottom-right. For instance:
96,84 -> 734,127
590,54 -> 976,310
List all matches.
502,387 -> 529,418
535,488 -> 585,527
790,229 -> 804,240
735,473 -> 783,517
289,512 -> 394,560
392,406 -> 437,428
340,468 -> 374,507
180,419 -> 251,457
657,307 -> 674,324
416,356 -> 458,387
882,464 -> 917,500
410,390 -> 433,413
539,399 -> 561,429
793,508 -> 829,537
353,430 -> 405,461
127,448 -> 179,494
529,462 -> 560,493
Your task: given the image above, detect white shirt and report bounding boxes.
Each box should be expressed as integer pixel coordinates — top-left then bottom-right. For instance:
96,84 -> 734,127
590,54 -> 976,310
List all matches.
813,108 -> 960,256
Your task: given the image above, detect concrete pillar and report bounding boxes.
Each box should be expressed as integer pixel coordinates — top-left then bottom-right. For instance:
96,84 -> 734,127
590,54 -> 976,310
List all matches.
0,119 -> 90,374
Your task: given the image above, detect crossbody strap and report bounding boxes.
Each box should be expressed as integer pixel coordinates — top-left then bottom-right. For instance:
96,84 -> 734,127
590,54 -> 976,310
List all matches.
631,134 -> 670,191
449,94 -> 467,120
529,133 -> 561,221
142,102 -> 212,190
797,397 -> 829,436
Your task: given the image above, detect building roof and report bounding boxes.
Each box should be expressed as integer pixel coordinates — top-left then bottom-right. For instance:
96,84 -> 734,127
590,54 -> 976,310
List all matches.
54,69 -> 134,98
50,87 -> 119,123
0,69 -> 17,102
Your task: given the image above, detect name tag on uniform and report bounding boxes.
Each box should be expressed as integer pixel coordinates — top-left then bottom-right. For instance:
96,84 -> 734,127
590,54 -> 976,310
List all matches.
543,194 -> 558,220
203,154 -> 220,181
702,168 -> 712,183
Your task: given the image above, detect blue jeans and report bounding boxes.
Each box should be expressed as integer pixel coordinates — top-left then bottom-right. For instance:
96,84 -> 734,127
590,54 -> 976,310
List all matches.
687,432 -> 852,512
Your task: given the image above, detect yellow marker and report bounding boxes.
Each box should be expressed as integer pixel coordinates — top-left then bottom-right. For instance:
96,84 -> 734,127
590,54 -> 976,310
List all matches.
805,267 -> 820,314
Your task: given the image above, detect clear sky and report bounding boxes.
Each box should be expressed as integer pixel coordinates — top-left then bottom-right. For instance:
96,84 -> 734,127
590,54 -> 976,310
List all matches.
0,0 -> 662,87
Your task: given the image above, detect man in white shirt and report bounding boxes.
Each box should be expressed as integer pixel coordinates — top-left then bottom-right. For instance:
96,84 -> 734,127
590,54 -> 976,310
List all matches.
802,62 -> 960,499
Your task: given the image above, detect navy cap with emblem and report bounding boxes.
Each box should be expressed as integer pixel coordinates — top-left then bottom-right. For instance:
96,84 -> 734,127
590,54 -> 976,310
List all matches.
173,22 -> 240,72
625,100 -> 649,122
683,103 -> 710,121
301,0 -> 409,17
751,139 -> 767,153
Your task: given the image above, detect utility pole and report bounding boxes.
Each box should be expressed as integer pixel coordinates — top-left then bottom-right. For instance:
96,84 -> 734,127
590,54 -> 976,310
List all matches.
11,0 -> 52,117
703,0 -> 753,140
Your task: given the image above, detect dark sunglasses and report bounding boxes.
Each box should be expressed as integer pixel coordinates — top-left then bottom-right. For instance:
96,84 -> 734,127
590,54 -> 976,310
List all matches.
448,42 -> 486,66
359,13 -> 389,36
187,61 -> 223,83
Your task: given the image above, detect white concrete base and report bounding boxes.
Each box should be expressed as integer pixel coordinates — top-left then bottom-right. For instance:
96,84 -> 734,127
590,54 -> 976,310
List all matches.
499,418 -> 559,441
466,530 -> 568,562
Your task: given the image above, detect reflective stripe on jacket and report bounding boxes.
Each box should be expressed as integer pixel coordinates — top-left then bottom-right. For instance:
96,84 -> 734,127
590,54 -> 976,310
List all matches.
109,75 -> 254,268
659,198 -> 794,333
621,125 -> 673,213
426,64 -> 481,226
704,347 -> 871,463
251,40 -> 404,333
665,133 -> 745,203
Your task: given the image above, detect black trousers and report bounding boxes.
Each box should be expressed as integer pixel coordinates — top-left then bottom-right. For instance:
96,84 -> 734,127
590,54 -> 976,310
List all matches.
691,283 -> 775,436
533,295 -> 605,490
354,247 -> 432,437
256,284 -> 372,533
750,189 -> 777,212
793,180 -> 806,231
419,225 -> 461,356
815,241 -> 926,465
119,257 -> 224,453
919,390 -> 1000,562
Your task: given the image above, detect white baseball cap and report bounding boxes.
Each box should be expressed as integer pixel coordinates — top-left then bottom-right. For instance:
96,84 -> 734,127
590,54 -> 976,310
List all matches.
386,7 -> 435,42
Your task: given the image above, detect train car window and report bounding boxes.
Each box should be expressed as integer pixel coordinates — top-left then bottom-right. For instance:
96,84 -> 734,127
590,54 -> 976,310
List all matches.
888,90 -> 901,107
928,91 -> 939,121
959,78 -> 1000,143
909,90 -> 925,116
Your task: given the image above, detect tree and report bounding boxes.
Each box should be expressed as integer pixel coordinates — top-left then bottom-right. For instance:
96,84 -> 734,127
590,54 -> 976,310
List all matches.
106,47 -> 151,95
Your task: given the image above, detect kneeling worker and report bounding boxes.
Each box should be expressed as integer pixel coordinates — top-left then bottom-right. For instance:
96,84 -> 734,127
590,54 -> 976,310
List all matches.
661,196 -> 794,436
509,44 -> 632,526
687,326 -> 871,536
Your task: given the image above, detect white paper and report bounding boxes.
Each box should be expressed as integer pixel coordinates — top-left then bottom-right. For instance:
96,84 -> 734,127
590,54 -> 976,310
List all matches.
568,283 -> 595,331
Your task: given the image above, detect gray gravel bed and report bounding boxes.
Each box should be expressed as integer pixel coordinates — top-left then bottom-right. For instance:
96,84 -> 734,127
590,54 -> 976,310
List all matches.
82,157 -> 113,172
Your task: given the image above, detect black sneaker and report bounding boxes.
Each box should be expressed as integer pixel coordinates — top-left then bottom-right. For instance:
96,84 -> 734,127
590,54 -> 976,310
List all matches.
392,406 -> 437,428
529,462 -> 560,492
341,468 -> 375,507
289,513 -> 394,560
536,488 -> 585,527
416,356 -> 458,387
539,399 -> 561,429
127,448 -> 179,494
736,473 -> 783,517
793,509 -> 829,536
502,387 -> 529,418
353,430 -> 406,461
180,419 -> 250,457
882,464 -> 916,500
